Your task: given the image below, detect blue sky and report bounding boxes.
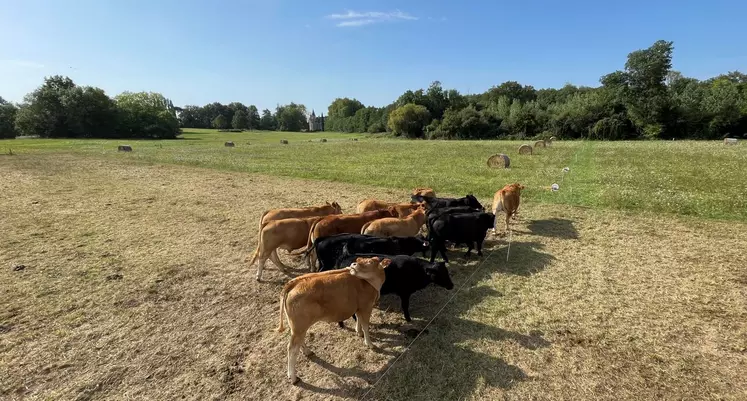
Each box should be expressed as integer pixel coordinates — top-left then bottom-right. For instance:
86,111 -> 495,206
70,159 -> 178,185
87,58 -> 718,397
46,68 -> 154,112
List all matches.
1,0 -> 746,113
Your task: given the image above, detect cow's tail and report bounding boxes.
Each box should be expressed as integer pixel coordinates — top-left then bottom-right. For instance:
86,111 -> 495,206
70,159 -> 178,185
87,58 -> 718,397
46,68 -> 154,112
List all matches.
247,210 -> 269,265
277,286 -> 289,333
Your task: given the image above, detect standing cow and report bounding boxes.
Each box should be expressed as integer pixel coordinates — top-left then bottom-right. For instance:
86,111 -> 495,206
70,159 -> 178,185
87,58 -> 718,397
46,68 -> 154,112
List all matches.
429,211 -> 495,263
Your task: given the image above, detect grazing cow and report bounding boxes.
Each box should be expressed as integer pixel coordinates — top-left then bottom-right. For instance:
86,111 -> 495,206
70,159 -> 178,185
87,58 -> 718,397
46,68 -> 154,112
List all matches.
277,256 -> 391,385
361,207 -> 427,237
429,212 -> 495,263
410,187 -> 436,202
293,208 -> 400,268
414,194 -> 484,211
335,254 -> 454,323
356,199 -> 423,217
247,216 -> 324,281
492,183 -> 525,232
257,202 -> 342,251
313,234 -> 429,272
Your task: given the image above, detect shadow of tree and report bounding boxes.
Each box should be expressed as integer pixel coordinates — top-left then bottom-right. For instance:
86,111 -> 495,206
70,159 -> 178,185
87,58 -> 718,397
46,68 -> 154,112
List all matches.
527,218 -> 579,239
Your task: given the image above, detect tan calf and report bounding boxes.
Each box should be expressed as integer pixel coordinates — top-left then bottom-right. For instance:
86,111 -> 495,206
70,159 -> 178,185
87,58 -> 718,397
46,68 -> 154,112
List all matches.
492,183 -> 525,232
412,187 -> 436,198
247,216 -> 324,281
256,202 -> 342,251
277,256 -> 391,384
361,207 -> 427,237
355,199 -> 423,217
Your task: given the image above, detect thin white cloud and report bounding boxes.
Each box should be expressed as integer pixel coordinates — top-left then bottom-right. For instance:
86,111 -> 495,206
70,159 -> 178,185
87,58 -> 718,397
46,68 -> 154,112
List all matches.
0,59 -> 45,69
337,19 -> 376,27
326,10 -> 417,27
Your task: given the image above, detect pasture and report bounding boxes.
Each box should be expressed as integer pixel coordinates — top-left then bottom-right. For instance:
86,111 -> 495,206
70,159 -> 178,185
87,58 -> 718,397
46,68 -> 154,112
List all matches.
1,131 -> 746,400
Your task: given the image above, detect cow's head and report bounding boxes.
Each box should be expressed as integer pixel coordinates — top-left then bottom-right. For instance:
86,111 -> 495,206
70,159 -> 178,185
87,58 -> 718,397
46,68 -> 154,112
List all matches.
350,257 -> 391,290
330,201 -> 343,214
479,212 -> 496,230
465,194 -> 484,211
404,235 -> 430,254
427,262 -> 454,290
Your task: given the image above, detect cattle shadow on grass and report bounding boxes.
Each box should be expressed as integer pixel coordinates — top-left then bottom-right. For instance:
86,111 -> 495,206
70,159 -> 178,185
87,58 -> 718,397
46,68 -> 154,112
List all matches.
358,285 -> 549,399
304,277 -> 549,398
526,218 -> 579,239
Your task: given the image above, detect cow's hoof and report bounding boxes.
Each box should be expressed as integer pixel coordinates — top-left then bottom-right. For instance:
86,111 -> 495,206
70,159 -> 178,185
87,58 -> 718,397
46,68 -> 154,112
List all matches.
291,376 -> 300,385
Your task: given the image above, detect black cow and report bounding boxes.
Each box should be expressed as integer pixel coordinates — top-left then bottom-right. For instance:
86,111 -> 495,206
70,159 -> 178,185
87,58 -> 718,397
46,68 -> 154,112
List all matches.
336,254 -> 454,324
313,234 -> 429,272
429,212 -> 495,263
412,194 -> 484,211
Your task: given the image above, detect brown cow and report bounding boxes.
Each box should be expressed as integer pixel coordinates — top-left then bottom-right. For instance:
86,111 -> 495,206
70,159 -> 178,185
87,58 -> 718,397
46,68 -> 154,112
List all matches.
492,183 -> 525,232
256,202 -> 342,250
293,208 -> 399,269
355,199 -> 424,217
247,216 -> 324,281
361,206 -> 427,237
277,256 -> 391,384
412,187 -> 436,198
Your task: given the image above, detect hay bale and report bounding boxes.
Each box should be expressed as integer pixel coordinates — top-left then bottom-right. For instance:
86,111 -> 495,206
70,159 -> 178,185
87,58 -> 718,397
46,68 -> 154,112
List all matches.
280,139 -> 289,145
518,144 -> 533,155
724,138 -> 738,145
321,138 -> 327,142
534,140 -> 546,148
224,141 -> 235,147
118,145 -> 133,152
549,136 -> 557,141
487,153 -> 511,168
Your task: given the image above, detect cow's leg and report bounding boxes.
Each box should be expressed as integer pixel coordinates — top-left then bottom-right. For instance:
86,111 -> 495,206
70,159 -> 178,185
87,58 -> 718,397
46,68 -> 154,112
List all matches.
287,330 -> 305,384
338,321 -> 345,328
439,241 -> 449,263
505,212 -> 511,232
476,238 -> 484,256
356,308 -> 375,348
309,250 -> 318,272
256,258 -> 267,281
464,242 -> 473,259
270,250 -> 290,271
301,338 -> 314,357
401,294 -> 412,322
430,240 -> 439,263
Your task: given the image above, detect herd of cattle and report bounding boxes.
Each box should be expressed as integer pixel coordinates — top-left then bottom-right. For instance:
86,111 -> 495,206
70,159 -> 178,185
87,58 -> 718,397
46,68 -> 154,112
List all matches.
247,184 -> 525,384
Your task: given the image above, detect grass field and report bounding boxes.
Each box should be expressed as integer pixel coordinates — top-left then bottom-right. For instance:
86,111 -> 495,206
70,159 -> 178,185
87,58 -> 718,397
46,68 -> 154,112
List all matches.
4,129 -> 747,220
1,131 -> 746,400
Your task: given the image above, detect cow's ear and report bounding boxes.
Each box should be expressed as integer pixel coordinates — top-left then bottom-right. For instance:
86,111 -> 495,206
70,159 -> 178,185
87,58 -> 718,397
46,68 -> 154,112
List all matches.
380,258 -> 392,268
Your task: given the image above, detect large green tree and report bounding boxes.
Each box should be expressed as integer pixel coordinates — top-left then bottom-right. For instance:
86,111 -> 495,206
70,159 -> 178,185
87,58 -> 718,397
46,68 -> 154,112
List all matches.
388,103 -> 431,138
275,103 -> 307,132
0,97 -> 18,139
115,91 -> 181,138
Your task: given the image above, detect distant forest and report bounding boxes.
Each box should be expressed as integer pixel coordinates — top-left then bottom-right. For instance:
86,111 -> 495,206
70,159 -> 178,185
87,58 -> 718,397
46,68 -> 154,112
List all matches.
1,40 -> 745,140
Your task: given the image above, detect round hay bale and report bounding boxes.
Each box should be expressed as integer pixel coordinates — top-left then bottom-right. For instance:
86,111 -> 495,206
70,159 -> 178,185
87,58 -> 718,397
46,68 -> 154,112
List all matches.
321,138 -> 327,142
549,136 -> 557,141
724,138 -> 738,145
224,141 -> 235,147
518,144 -> 533,155
487,153 -> 511,168
118,145 -> 133,152
280,139 -> 289,145
534,140 -> 546,148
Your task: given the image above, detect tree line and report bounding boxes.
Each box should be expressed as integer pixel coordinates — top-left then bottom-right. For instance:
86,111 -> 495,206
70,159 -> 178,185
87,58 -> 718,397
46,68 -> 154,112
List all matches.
2,40 -> 745,140
326,40 -> 747,140
0,76 -> 180,139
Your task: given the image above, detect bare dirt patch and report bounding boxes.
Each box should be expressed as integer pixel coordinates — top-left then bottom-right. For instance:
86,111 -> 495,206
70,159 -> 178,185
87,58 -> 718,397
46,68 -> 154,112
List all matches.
1,154 -> 746,400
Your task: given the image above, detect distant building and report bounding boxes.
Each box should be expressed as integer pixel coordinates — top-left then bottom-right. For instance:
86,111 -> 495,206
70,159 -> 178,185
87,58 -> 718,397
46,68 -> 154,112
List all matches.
308,110 -> 325,132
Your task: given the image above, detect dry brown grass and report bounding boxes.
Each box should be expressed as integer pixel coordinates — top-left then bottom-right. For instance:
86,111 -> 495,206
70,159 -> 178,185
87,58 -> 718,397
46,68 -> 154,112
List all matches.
1,154 -> 746,401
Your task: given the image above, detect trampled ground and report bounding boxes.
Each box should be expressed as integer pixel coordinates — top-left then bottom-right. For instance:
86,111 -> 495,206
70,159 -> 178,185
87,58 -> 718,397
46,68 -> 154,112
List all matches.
1,147 -> 745,400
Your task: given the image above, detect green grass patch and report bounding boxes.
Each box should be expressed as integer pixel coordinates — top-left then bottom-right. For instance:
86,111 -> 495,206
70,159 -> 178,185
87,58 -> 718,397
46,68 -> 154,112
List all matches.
3,130 -> 745,220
